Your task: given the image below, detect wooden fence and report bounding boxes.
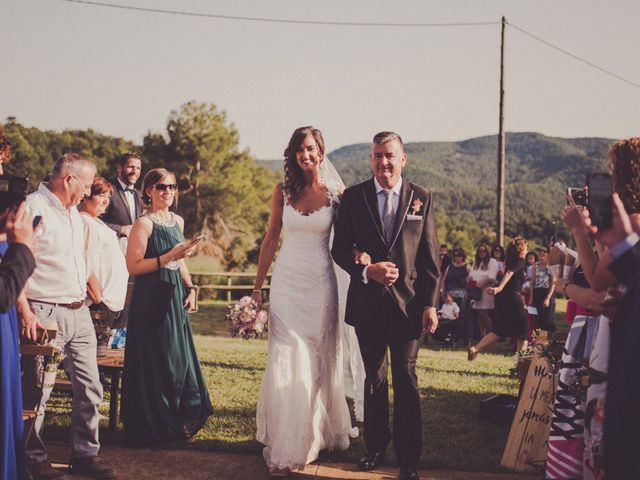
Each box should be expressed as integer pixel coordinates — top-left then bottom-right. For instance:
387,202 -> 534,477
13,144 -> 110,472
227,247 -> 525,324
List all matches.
190,271 -> 271,302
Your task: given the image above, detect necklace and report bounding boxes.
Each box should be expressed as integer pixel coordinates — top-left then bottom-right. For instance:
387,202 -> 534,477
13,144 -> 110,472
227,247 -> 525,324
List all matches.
146,211 -> 175,227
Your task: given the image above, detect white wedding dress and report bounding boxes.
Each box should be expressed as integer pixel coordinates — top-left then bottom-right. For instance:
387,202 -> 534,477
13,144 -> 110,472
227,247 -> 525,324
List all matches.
256,189 -> 351,471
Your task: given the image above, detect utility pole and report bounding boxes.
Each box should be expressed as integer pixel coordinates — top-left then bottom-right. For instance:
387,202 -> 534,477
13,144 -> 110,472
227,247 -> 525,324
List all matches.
497,16 -> 506,246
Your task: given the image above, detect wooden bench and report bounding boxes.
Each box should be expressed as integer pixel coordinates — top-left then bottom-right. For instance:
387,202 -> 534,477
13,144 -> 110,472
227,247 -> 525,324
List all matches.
97,349 -> 125,432
23,409 -> 38,446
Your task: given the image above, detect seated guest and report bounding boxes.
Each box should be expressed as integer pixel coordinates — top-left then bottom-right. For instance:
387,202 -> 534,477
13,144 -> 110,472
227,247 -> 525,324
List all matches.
438,292 -> 460,320
1,201 -> 37,480
78,177 -> 128,322
441,247 -> 469,307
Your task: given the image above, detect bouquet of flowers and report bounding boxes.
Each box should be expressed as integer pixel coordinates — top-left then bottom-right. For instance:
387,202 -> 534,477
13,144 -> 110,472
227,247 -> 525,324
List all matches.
227,296 -> 268,339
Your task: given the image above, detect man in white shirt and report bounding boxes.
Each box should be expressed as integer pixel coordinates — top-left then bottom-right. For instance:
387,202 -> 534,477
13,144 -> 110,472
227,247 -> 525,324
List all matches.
18,153 -> 116,480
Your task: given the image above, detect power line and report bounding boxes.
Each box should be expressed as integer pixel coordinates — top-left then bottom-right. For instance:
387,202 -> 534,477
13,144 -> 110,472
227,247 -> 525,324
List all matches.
57,0 -> 500,27
55,1 -> 640,89
507,21 -> 640,89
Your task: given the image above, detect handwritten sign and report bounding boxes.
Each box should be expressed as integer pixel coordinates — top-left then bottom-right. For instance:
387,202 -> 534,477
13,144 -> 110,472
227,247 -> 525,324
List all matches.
501,352 -> 558,473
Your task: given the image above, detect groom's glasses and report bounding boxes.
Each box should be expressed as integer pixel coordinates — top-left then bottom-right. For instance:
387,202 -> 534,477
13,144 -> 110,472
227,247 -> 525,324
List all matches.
155,183 -> 178,191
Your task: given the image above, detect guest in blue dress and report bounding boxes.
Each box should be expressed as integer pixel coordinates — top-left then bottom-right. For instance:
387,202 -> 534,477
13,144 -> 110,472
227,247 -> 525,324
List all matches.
1,240 -> 26,480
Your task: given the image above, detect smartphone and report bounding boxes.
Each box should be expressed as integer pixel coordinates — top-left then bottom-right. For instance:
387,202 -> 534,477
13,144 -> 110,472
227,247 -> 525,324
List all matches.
567,187 -> 587,207
32,215 -> 42,229
587,173 -> 613,231
190,234 -> 206,245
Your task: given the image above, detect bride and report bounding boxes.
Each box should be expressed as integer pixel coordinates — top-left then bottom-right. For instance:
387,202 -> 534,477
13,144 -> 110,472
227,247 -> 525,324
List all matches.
252,126 -> 361,477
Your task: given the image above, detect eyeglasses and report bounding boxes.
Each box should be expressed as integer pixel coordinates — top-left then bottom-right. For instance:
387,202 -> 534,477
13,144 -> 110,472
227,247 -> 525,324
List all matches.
155,183 -> 178,191
70,175 -> 93,190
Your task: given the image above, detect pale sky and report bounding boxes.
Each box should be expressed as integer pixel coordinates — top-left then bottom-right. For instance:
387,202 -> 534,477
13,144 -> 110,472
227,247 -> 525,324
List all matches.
2,0 -> 639,159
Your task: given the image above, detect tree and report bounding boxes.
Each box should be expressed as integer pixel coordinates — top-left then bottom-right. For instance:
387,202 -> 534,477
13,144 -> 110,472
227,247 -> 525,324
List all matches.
143,101 -> 278,268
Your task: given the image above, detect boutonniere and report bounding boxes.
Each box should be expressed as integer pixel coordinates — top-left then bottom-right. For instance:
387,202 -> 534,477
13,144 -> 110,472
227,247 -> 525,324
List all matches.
410,198 -> 424,216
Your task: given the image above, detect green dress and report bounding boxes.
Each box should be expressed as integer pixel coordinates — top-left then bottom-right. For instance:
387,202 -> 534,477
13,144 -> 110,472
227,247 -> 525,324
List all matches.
122,213 -> 212,445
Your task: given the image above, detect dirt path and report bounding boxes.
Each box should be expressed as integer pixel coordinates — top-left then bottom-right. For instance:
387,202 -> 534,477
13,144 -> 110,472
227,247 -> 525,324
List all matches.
47,440 -> 537,480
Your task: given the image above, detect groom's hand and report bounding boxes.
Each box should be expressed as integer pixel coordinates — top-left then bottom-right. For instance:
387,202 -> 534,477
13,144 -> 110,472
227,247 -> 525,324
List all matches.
422,307 -> 438,335
366,262 -> 399,287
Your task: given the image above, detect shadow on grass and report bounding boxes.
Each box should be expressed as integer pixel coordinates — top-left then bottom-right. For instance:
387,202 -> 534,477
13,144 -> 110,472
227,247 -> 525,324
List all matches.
200,360 -> 262,372
43,385 -> 514,472
421,366 -> 511,379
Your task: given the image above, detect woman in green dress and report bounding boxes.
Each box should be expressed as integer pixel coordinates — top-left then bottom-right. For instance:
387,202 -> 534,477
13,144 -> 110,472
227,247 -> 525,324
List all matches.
122,168 -> 213,445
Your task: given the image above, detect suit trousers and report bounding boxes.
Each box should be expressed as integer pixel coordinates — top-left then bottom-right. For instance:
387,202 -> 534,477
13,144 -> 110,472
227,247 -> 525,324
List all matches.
22,302 -> 103,464
355,293 -> 422,467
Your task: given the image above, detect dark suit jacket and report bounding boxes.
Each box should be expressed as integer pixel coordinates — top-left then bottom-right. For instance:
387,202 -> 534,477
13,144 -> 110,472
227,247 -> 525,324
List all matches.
102,179 -> 143,236
0,242 -> 36,312
603,241 -> 640,478
332,177 -> 440,335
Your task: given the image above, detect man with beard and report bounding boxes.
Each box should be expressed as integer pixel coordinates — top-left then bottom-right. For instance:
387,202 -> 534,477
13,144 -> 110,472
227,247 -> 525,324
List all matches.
102,152 -> 143,244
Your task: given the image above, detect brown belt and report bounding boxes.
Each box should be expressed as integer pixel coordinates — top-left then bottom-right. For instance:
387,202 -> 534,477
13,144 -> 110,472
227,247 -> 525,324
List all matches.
29,300 -> 85,310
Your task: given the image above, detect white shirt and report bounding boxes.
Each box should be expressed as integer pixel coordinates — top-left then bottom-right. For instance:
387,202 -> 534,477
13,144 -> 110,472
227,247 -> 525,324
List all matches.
374,176 -> 402,219
117,177 -> 137,222
362,177 -> 403,284
25,183 -> 88,302
470,257 -> 499,310
440,302 -> 460,320
81,213 -> 129,311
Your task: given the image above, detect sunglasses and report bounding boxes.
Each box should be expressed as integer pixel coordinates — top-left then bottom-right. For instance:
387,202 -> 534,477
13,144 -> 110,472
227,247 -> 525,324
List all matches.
155,183 -> 178,191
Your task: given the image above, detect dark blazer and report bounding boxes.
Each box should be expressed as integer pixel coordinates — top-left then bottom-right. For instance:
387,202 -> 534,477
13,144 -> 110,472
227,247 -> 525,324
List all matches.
0,243 -> 36,312
102,179 -> 143,236
332,177 -> 440,334
603,241 -> 640,479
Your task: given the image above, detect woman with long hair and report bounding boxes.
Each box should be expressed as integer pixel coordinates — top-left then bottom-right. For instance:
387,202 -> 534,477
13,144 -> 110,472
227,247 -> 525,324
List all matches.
468,237 -> 529,360
252,127 -> 353,477
469,243 -> 498,338
122,168 -> 213,446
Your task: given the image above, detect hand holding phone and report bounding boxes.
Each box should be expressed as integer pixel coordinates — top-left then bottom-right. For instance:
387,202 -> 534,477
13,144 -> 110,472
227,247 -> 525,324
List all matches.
190,234 -> 205,246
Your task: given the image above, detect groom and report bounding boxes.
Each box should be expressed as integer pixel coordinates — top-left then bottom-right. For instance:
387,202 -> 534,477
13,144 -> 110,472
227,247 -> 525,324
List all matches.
332,131 -> 440,480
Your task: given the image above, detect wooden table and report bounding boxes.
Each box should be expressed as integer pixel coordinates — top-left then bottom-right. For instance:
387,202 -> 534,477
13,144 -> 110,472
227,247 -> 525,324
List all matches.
96,349 -> 125,432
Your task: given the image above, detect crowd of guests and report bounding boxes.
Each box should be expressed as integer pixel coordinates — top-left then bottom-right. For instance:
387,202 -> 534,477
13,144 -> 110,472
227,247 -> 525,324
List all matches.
436,137 -> 640,479
435,238 -> 557,353
0,138 -> 211,480
3,127 -> 640,480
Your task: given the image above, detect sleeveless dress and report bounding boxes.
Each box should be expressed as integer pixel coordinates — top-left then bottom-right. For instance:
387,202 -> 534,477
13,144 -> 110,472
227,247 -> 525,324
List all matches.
493,258 -> 528,340
256,190 -> 351,471
0,241 -> 25,479
122,213 -> 213,445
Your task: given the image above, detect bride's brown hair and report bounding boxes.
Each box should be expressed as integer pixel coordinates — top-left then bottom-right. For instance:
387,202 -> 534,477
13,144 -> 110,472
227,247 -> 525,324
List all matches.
283,126 -> 325,201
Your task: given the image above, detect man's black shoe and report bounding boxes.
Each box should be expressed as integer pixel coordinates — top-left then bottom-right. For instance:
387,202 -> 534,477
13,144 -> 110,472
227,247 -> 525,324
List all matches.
69,456 -> 116,480
358,452 -> 383,471
399,465 -> 420,480
27,462 -> 67,480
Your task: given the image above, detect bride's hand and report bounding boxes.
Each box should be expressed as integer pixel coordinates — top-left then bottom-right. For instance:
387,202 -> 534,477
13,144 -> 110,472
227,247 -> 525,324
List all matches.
353,249 -> 371,266
251,289 -> 263,306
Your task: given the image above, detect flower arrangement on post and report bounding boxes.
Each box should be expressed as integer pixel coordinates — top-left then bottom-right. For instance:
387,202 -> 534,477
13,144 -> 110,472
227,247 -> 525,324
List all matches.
227,296 -> 269,339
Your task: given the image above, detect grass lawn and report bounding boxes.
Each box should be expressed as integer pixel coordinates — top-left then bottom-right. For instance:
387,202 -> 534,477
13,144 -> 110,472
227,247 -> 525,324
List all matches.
43,299 -> 570,472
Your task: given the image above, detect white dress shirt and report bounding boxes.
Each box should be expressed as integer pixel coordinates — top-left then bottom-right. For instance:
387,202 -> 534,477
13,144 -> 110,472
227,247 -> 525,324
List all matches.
362,177 -> 403,283
81,213 -> 129,311
117,177 -> 137,222
25,183 -> 88,302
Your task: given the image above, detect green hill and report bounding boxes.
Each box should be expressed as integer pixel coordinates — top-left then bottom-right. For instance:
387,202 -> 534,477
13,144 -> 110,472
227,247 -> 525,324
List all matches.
260,132 -> 612,250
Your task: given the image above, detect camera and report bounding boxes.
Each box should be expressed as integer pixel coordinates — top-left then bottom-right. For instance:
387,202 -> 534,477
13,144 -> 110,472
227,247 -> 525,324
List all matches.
0,175 -> 28,213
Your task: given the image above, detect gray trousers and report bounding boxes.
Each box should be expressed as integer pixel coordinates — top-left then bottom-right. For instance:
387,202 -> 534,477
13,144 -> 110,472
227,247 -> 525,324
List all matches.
22,301 -> 103,464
